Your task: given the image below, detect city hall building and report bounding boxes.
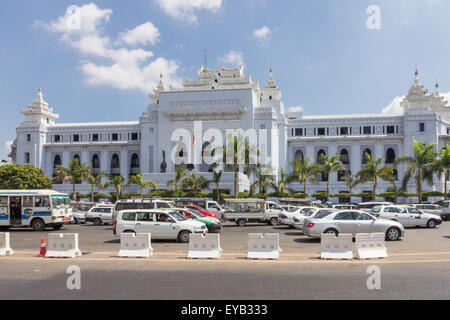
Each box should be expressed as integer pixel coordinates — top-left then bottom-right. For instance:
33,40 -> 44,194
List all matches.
8,66 -> 450,201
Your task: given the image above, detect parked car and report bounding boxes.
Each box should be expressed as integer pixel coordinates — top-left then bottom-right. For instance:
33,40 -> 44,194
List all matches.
223,199 -> 282,226
278,206 -> 314,227
331,204 -> 357,210
292,208 -> 338,230
70,207 -> 86,224
113,209 -> 208,242
85,204 -> 115,226
370,205 -> 442,228
303,210 -> 405,241
176,204 -> 218,219
410,204 -> 448,221
173,208 -> 222,233
357,202 -> 392,212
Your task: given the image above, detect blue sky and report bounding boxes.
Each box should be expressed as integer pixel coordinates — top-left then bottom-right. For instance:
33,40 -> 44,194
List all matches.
1,0 -> 450,160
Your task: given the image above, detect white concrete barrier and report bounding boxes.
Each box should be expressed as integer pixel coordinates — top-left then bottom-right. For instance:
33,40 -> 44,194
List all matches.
356,233 -> 388,260
247,233 -> 282,260
45,233 -> 82,258
320,233 -> 353,260
188,233 -> 223,259
0,233 -> 13,256
118,233 -> 153,258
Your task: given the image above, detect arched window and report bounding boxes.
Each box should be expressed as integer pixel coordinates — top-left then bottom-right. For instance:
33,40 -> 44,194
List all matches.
53,155 -> 61,168
52,155 -> 62,182
386,148 -> 396,164
340,149 -> 349,165
111,153 -> 120,176
73,154 -> 80,164
294,150 -> 304,162
317,149 -> 326,165
393,169 -> 398,181
201,142 -> 215,172
92,154 -> 100,169
362,149 -> 372,164
130,153 -> 139,168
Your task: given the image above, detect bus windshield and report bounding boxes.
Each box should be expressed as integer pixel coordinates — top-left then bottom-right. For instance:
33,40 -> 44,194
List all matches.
51,196 -> 71,209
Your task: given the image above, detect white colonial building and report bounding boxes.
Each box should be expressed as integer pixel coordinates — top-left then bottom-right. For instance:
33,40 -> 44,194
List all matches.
9,67 -> 450,201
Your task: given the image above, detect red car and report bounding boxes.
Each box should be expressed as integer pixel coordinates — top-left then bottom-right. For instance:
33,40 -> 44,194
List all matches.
176,204 -> 218,219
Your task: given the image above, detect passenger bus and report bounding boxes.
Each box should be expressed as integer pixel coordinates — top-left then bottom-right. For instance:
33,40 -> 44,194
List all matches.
0,190 -> 73,231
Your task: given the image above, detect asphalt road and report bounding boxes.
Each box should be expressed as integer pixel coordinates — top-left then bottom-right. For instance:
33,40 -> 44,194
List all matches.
1,221 -> 450,299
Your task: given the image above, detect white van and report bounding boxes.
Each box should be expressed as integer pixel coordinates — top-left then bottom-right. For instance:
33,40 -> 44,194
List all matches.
114,209 -> 207,242
112,198 -> 175,222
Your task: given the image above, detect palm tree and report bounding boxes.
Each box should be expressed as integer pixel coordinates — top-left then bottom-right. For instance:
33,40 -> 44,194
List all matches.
433,144 -> 450,200
250,165 -> 274,196
182,173 -> 210,193
270,169 -> 295,196
212,170 -> 222,201
319,153 -> 344,201
85,169 -> 107,202
128,174 -> 157,197
396,140 -> 438,203
386,182 -> 406,204
342,174 -> 359,202
166,165 -> 187,195
357,153 -> 394,201
219,132 -> 258,197
290,157 -> 321,198
52,157 -> 90,201
104,175 -> 126,202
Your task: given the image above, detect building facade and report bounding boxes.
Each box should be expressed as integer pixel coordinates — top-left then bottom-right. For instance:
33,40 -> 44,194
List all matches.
9,67 -> 450,201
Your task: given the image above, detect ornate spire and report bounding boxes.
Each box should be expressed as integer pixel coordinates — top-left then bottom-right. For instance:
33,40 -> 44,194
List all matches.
157,73 -> 165,91
264,67 -> 278,89
407,69 -> 428,96
20,88 -> 58,123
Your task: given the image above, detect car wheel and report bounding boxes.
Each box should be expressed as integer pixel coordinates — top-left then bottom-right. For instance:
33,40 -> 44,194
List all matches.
426,219 -> 437,228
236,219 -> 246,227
52,224 -> 63,230
0,226 -> 9,231
178,230 -> 191,243
31,219 -> 45,232
268,217 -> 278,226
123,230 -> 136,234
386,227 -> 401,241
94,218 -> 102,226
323,228 -> 338,236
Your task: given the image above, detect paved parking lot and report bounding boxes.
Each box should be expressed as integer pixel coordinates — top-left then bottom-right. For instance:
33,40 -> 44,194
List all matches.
1,221 -> 450,299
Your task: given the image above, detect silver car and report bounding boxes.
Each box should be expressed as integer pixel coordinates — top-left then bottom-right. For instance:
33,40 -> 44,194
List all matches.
410,204 -> 448,221
292,208 -> 337,230
303,210 -> 405,241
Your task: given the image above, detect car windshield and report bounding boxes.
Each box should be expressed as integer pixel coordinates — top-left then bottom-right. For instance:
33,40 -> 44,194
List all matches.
289,207 -> 300,212
51,196 -> 71,209
314,210 -> 333,219
167,211 -> 187,221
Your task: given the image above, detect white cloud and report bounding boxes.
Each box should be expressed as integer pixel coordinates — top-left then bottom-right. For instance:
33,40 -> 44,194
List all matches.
36,3 -> 180,92
119,22 -> 160,46
253,25 -> 271,42
381,96 -> 405,114
287,106 -> 303,113
157,0 -> 222,23
2,141 -> 12,160
218,51 -> 244,67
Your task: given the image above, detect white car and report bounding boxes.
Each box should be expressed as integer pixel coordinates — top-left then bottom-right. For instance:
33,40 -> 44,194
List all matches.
357,202 -> 393,213
114,209 -> 208,242
331,204 -> 357,210
371,205 -> 442,228
292,208 -> 338,230
278,206 -> 314,227
410,204 -> 448,221
86,205 -> 114,225
70,207 -> 86,224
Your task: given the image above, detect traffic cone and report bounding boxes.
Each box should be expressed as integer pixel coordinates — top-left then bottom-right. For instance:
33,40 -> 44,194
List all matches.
38,237 -> 47,257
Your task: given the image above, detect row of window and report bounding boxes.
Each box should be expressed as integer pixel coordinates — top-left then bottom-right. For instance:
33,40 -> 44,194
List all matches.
292,125 -> 400,137
50,132 -> 141,143
294,147 -> 397,165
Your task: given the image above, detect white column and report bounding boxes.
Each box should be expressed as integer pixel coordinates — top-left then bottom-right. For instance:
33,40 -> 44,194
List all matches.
62,150 -> 70,168
329,144 -> 338,184
120,148 -> 129,180
350,144 -> 360,177
81,148 -> 89,166
100,149 -> 109,184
